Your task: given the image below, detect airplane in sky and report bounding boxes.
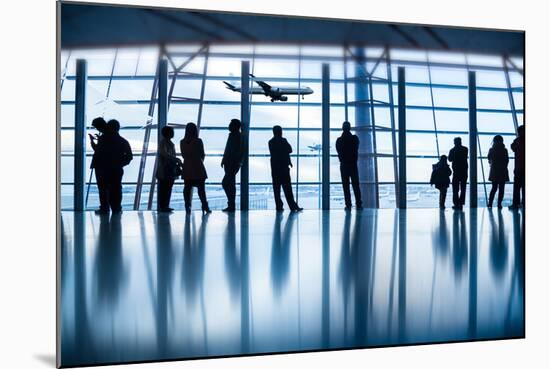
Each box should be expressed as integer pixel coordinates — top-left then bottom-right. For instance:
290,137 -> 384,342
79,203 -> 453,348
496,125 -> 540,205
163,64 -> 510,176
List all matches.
223,74 -> 314,102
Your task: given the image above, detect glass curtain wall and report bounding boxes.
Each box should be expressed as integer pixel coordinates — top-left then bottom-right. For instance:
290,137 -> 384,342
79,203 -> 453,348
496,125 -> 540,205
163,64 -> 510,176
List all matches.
60,44 -> 524,210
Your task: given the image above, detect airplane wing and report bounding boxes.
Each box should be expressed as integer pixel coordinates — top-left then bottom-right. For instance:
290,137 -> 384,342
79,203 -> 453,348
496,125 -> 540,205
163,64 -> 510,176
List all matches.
250,74 -> 272,94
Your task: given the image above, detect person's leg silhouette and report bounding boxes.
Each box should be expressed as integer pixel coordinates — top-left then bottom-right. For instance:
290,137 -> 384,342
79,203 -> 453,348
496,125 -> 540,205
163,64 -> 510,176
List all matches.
439,188 -> 447,209
272,178 -> 284,211
340,165 -> 352,208
197,180 -> 210,213
488,182 -> 497,207
109,168 -> 123,213
183,181 -> 193,212
452,177 -> 460,207
95,167 -> 109,212
282,181 -> 299,210
497,182 -> 505,208
350,164 -> 362,208
222,166 -> 237,210
459,178 -> 467,206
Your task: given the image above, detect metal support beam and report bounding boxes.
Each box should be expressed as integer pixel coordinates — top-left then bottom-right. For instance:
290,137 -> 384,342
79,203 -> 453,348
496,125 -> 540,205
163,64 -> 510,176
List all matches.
343,47 -> 349,122
240,61 -> 250,211
385,49 -> 399,205
397,67 -> 407,209
154,59 -> 168,210
322,63 -> 331,210
367,76 -> 380,208
468,71 -> 478,208
196,46 -> 210,130
74,59 -> 87,211
503,57 -> 520,134
134,54 -> 160,210
354,47 -> 376,207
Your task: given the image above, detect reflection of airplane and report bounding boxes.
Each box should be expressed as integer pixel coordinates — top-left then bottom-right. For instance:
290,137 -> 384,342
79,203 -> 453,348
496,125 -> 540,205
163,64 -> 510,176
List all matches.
223,74 -> 314,102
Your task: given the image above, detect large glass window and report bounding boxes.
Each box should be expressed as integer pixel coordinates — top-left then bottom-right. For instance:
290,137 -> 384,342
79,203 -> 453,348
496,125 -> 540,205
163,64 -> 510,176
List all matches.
60,45 -> 523,210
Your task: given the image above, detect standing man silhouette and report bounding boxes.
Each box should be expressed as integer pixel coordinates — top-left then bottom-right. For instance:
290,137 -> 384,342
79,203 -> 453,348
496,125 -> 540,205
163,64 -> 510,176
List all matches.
336,121 -> 363,210
89,117 -> 109,214
221,119 -> 243,212
448,137 -> 468,210
509,125 -> 525,209
97,119 -> 133,214
268,125 -> 303,212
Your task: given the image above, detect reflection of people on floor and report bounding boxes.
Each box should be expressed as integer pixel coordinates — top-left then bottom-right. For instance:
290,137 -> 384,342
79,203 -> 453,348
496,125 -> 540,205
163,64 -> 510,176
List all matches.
156,126 -> 182,213
224,214 -> 241,301
268,125 -> 303,212
93,214 -> 127,307
432,209 -> 450,259
93,119 -> 133,214
488,210 -> 508,278
336,121 -> 363,210
180,122 -> 211,214
448,137 -> 468,210
430,155 -> 452,209
155,213 -> 175,356
89,117 -> 108,213
452,210 -> 468,278
270,212 -> 297,296
182,214 -> 207,306
221,119 -> 244,212
487,135 -> 509,209
509,125 -> 525,209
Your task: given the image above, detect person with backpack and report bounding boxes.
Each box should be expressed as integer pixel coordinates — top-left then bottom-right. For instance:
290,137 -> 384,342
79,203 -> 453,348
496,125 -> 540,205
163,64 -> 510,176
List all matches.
430,155 -> 452,209
156,126 -> 182,212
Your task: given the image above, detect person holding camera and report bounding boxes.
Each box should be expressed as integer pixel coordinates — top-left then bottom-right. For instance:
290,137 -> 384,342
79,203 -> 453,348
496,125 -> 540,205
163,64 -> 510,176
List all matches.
156,126 -> 183,212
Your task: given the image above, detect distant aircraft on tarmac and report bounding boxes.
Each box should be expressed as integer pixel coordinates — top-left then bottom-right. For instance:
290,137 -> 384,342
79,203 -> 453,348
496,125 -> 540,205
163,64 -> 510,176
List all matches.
223,74 -> 314,102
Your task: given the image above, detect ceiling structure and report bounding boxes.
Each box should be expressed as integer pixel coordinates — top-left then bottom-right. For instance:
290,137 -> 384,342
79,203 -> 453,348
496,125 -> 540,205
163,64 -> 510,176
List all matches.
60,2 -> 524,56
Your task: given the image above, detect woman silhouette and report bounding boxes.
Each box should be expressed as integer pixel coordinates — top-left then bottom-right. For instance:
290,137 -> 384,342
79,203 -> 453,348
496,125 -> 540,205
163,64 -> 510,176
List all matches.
156,126 -> 182,212
487,135 -> 509,209
180,122 -> 211,214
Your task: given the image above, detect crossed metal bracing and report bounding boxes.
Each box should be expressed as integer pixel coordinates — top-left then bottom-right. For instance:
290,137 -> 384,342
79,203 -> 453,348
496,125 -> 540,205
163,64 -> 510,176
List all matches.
133,44 -> 211,210
344,46 -> 399,207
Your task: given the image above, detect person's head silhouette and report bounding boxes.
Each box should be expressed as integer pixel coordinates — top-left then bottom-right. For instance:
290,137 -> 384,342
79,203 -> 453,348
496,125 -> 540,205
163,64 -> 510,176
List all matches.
107,119 -> 120,134
440,154 -> 448,163
92,117 -> 107,133
228,118 -> 241,133
492,134 -> 504,147
342,121 -> 351,133
273,125 -> 283,138
161,126 -> 174,140
517,125 -> 525,137
454,137 -> 462,147
184,122 -> 198,142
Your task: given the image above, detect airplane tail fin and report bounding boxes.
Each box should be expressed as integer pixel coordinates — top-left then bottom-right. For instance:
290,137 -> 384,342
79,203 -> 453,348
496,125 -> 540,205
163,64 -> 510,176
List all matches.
223,81 -> 237,91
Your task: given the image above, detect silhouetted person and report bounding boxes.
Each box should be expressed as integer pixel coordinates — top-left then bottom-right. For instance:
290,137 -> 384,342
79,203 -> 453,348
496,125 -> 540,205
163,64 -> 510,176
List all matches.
221,119 -> 243,212
430,155 -> 452,209
180,122 -> 211,214
336,121 -> 363,210
487,135 -> 509,209
156,126 -> 182,212
89,117 -> 108,213
94,119 -> 133,214
268,125 -> 302,212
509,125 -> 525,209
448,137 -> 468,210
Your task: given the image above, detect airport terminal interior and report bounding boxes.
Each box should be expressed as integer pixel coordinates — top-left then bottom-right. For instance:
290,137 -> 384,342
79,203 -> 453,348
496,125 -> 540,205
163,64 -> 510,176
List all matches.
59,3 -> 524,366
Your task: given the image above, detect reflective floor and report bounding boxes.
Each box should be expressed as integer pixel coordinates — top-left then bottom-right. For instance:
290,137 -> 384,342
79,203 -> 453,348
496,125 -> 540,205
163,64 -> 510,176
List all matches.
60,209 -> 524,367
